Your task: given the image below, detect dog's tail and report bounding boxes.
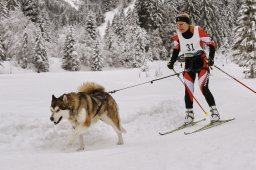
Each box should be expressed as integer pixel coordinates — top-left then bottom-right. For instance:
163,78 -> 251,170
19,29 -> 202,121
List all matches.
78,82 -> 105,94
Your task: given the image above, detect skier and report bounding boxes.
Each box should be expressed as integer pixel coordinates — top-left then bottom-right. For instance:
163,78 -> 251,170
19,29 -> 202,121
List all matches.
167,13 -> 220,124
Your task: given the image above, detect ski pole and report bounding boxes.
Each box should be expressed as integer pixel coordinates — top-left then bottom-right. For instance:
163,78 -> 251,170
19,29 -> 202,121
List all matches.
108,71 -> 183,94
214,65 -> 256,94
173,69 -> 209,116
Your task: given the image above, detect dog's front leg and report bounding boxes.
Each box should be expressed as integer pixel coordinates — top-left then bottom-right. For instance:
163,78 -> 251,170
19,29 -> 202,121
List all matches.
75,125 -> 87,151
66,130 -> 77,148
67,125 -> 86,150
78,135 -> 85,151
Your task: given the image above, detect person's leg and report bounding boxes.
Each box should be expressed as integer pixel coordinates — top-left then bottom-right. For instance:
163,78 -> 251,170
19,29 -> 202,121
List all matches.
198,69 -> 220,121
183,71 -> 196,123
184,71 -> 196,109
198,69 -> 215,106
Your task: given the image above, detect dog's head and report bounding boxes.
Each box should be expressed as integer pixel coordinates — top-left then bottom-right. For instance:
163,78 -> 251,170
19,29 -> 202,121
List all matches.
50,94 -> 71,125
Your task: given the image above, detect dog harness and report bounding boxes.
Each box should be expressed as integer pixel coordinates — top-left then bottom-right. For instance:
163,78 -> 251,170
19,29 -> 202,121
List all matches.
90,92 -> 108,118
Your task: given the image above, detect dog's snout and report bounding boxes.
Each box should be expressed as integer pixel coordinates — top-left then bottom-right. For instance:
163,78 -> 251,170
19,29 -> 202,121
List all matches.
50,117 -> 54,121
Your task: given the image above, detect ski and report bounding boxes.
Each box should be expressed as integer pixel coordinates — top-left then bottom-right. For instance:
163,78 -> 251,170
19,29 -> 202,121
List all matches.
159,118 -> 206,135
184,118 -> 235,135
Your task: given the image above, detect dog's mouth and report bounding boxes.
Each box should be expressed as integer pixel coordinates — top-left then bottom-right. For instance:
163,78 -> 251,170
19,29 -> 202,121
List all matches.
54,116 -> 62,125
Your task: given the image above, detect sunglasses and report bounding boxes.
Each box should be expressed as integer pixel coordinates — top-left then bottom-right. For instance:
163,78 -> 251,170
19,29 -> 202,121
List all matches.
176,22 -> 187,27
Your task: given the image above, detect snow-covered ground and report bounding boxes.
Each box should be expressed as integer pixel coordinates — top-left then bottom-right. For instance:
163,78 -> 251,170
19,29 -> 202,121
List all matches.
0,59 -> 256,170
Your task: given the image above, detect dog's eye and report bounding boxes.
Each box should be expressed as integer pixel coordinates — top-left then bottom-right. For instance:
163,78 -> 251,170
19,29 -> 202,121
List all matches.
56,109 -> 60,112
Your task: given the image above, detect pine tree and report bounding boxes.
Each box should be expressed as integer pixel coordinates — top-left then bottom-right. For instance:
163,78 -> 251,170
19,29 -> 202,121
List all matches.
135,0 -> 150,31
148,0 -> 165,31
149,29 -> 168,60
111,13 -> 120,35
75,25 -> 93,66
222,0 -> 241,43
104,21 -> 114,50
0,0 -> 9,63
197,0 -> 227,47
179,0 -> 201,23
0,0 -> 7,62
21,0 -> 39,23
160,0 -> 180,57
135,0 -> 165,32
125,8 -> 139,27
232,0 -> 256,78
20,33 -> 29,68
101,0 -> 119,12
123,25 -> 149,68
0,0 -> 9,19
103,5 -> 151,68
103,10 -> 127,67
33,31 -> 49,73
91,40 -> 104,71
62,28 -> 80,71
103,21 -> 123,67
112,9 -> 126,38
101,0 -> 112,12
1,7 -> 36,62
0,38 -> 5,63
7,0 -> 18,11
86,10 -> 97,40
20,21 -> 37,68
37,8 -> 52,42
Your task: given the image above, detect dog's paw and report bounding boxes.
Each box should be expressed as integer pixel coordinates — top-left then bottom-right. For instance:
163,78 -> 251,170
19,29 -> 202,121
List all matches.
117,141 -> 124,145
76,147 -> 85,152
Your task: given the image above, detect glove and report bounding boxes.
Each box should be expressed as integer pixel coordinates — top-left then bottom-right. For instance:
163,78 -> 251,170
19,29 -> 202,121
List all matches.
192,50 -> 204,57
207,58 -> 214,66
167,61 -> 175,69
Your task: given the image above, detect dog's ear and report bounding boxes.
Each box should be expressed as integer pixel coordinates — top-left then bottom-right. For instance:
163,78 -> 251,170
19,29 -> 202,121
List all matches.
63,95 -> 68,104
52,95 -> 56,100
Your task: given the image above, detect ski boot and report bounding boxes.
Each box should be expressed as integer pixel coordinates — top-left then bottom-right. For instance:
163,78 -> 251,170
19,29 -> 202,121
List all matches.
210,106 -> 220,122
184,109 -> 194,124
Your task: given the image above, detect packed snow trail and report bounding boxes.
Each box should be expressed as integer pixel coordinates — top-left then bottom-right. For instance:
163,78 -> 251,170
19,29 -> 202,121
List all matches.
0,61 -> 256,170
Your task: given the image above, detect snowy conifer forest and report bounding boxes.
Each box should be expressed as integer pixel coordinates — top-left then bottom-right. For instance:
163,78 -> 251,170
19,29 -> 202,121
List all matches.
0,0 -> 255,77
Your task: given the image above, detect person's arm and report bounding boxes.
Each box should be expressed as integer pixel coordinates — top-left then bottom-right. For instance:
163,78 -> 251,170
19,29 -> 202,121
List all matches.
167,35 -> 180,69
208,44 -> 215,60
198,27 -> 216,65
170,48 -> 180,62
170,34 -> 180,62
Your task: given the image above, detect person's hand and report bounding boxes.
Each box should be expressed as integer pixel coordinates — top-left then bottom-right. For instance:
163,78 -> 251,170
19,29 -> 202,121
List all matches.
208,58 -> 214,66
192,50 -> 204,57
167,61 -> 175,69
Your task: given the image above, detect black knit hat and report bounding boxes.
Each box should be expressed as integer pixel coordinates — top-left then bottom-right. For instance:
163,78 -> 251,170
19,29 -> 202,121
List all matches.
176,15 -> 191,24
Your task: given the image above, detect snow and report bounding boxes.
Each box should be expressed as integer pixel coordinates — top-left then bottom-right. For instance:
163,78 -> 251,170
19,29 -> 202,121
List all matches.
0,57 -> 256,170
64,0 -> 79,10
98,8 -> 119,38
98,1 -> 136,37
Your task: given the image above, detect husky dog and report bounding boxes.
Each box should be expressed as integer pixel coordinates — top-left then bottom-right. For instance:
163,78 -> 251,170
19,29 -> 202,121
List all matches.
50,82 -> 126,150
